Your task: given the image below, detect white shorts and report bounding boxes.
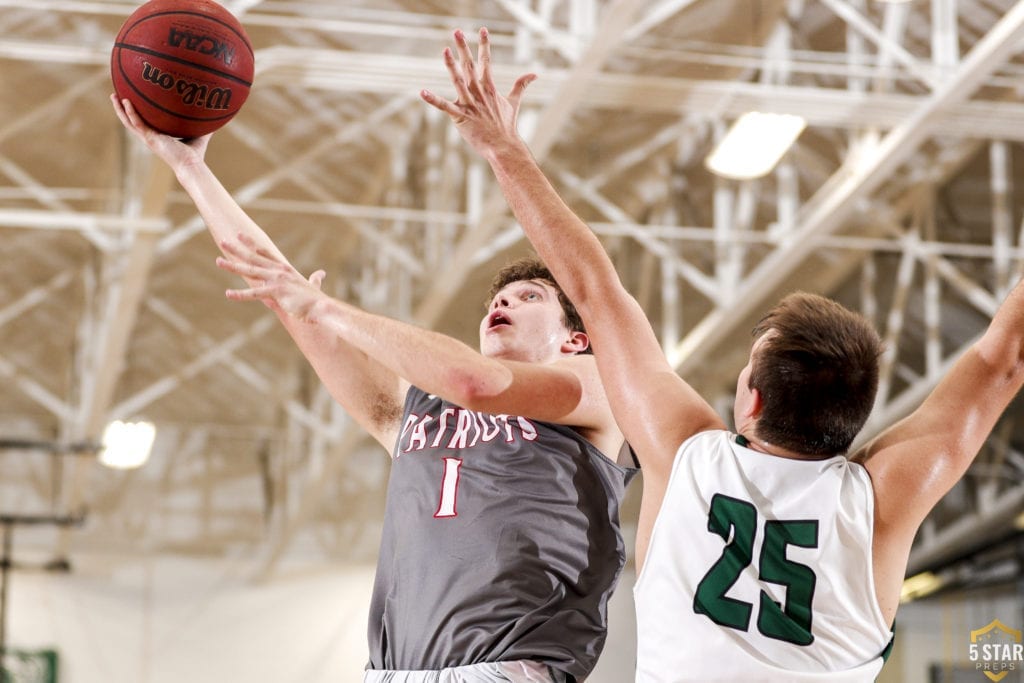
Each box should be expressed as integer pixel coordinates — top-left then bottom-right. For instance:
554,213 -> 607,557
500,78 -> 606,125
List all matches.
363,660 -> 568,683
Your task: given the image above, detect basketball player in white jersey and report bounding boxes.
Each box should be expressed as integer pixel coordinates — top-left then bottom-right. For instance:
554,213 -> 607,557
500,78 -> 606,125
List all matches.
422,28 -> 1024,681
111,95 -> 637,682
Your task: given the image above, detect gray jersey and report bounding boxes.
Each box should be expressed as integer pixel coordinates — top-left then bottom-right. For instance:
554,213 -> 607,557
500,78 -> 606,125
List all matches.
367,386 -> 636,678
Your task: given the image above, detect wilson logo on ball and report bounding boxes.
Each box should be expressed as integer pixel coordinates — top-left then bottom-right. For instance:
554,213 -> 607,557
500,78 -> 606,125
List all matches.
140,62 -> 234,110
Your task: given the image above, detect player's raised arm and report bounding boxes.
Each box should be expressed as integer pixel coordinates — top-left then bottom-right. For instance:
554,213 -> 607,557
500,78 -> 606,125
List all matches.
111,95 -> 406,450
421,29 -> 723,481
111,95 -> 282,263
855,274 -> 1024,622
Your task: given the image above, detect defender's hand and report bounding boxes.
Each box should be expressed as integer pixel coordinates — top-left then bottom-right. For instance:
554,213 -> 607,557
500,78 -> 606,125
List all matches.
420,28 -> 536,155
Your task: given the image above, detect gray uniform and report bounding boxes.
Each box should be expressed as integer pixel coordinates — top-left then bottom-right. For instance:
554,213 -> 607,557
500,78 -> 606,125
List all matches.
366,387 -> 636,680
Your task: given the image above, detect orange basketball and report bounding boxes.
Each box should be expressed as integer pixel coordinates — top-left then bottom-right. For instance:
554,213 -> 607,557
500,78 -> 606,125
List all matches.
111,0 -> 254,138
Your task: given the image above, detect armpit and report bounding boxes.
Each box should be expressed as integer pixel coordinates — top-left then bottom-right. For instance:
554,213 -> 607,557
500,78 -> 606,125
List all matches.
369,390 -> 403,429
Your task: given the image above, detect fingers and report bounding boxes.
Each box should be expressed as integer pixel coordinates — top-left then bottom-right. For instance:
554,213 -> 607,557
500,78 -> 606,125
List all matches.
110,94 -> 136,131
110,94 -> 143,135
477,27 -> 494,95
434,28 -> 535,110
217,236 -> 254,263
219,233 -> 274,265
216,234 -> 274,278
456,31 -> 487,104
452,29 -> 477,86
420,89 -> 462,118
443,46 -> 473,108
111,94 -> 158,145
224,284 -> 272,302
216,233 -> 319,297
427,26 -> 538,133
431,27 -> 496,123
121,98 -> 143,129
215,254 -> 264,280
507,73 -> 537,110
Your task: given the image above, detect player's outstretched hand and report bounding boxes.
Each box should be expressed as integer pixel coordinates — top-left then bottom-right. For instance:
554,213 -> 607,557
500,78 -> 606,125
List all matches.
216,233 -> 327,321
110,94 -> 211,171
420,27 -> 536,154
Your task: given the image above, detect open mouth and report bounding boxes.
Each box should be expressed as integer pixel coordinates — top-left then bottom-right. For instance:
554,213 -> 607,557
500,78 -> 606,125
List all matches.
488,311 -> 511,329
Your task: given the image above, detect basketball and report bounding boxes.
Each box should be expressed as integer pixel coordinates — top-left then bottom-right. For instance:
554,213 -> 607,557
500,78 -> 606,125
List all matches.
111,0 -> 254,138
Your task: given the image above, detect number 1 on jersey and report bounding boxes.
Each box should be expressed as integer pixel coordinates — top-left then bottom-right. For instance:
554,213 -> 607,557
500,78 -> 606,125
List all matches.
434,457 -> 463,518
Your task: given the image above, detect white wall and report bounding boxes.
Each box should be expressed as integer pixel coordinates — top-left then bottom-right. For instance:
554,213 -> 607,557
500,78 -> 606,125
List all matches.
879,587 -> 1024,683
16,551 -> 1024,683
10,553 -> 374,682
591,567 -> 638,681
8,552 -> 640,682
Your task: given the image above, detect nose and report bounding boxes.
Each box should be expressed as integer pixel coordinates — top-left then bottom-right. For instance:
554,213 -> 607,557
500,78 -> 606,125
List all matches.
493,294 -> 511,309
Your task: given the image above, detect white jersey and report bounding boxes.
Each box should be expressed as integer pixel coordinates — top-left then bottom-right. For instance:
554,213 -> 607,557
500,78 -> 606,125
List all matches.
634,430 -> 892,682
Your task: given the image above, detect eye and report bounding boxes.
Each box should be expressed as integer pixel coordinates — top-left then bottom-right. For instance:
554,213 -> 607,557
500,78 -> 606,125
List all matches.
523,291 -> 540,301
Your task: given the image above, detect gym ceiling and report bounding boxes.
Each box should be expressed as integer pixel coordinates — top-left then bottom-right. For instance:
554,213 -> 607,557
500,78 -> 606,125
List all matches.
1,0 -> 1023,593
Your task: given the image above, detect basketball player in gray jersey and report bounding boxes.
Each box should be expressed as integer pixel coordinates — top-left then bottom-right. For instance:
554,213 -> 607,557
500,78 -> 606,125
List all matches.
112,95 -> 636,682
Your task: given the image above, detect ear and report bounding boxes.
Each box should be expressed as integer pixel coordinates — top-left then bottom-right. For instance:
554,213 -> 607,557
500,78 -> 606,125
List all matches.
562,330 -> 590,355
743,386 -> 764,419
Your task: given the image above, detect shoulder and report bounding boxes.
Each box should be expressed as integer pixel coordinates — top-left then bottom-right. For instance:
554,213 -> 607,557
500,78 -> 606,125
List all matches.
552,351 -> 599,372
551,353 -> 605,394
542,354 -> 627,455
675,428 -> 731,458
533,353 -> 610,410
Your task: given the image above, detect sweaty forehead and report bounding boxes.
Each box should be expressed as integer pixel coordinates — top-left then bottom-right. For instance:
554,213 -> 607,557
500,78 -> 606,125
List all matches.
492,278 -> 556,298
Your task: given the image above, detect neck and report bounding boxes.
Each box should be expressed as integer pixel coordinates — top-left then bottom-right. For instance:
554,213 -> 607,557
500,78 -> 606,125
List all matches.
735,432 -> 823,461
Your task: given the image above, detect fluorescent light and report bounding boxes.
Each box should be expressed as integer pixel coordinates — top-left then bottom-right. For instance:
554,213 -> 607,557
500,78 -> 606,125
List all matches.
705,112 -> 807,180
99,420 -> 156,470
1014,509 -> 1024,530
900,571 -> 942,603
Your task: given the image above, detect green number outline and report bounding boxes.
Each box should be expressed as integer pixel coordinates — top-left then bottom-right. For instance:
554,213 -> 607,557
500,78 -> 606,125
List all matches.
693,494 -> 756,629
693,493 -> 819,646
757,518 -> 818,645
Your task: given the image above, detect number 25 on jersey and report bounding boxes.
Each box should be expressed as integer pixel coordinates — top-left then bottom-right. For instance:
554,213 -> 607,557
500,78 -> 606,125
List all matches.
694,493 -> 819,646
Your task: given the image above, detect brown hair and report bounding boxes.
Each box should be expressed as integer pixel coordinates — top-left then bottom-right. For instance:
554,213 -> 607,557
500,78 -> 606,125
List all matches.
748,292 -> 882,456
486,257 -> 592,355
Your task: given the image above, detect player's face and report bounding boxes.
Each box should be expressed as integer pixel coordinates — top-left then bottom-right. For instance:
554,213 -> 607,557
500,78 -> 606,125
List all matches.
479,279 -> 574,362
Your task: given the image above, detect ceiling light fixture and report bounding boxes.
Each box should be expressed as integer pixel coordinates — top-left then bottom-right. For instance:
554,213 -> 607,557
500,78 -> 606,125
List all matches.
98,420 -> 156,470
900,570 -> 943,603
1014,509 -> 1024,530
705,111 -> 807,180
